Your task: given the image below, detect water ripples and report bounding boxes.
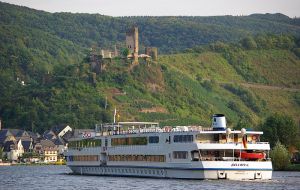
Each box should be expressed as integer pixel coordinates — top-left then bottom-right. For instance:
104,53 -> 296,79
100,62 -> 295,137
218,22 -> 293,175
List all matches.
0,166 -> 299,190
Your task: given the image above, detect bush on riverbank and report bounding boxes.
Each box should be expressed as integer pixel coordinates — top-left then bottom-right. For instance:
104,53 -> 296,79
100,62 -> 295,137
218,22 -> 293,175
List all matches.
270,141 -> 291,170
287,164 -> 300,171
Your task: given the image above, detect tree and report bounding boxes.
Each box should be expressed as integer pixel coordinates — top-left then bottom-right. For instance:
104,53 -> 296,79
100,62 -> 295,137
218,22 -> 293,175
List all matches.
270,141 -> 290,170
201,80 -> 216,91
121,48 -> 130,57
0,147 -> 3,160
235,118 -> 252,130
241,36 -> 257,50
294,48 -> 300,58
260,113 -> 299,148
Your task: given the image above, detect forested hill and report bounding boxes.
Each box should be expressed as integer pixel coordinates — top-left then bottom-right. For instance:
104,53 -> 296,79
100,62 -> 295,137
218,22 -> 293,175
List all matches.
0,2 -> 300,133
1,2 -> 300,53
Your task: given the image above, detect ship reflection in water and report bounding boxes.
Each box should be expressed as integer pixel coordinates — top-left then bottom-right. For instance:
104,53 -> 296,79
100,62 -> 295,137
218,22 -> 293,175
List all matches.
0,165 -> 299,190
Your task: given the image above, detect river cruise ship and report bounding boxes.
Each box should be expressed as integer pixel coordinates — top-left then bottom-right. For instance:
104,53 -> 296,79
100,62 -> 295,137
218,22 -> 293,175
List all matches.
65,114 -> 272,180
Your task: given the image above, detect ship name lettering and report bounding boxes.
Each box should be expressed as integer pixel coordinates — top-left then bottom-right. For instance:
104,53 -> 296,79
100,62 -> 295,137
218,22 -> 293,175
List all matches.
231,163 -> 249,167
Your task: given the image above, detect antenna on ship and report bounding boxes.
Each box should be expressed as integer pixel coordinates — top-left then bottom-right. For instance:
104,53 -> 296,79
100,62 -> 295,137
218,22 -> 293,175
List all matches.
113,107 -> 117,123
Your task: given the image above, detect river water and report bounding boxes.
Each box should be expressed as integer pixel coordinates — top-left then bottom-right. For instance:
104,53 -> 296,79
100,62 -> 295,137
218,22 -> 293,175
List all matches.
0,165 -> 299,190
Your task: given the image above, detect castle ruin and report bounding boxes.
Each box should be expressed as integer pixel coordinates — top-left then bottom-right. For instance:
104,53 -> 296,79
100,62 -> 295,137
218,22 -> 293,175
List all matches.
90,26 -> 157,73
126,27 -> 139,64
145,47 -> 158,62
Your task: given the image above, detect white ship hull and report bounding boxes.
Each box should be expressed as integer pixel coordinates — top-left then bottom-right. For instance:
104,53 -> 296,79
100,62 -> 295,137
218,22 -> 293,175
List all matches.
68,161 -> 272,180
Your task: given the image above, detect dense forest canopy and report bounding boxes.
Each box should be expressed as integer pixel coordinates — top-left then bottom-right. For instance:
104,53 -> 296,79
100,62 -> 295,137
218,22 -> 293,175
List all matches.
1,2 -> 300,53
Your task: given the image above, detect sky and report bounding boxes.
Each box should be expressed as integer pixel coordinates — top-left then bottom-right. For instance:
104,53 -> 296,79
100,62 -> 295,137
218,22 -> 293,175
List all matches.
2,0 -> 300,17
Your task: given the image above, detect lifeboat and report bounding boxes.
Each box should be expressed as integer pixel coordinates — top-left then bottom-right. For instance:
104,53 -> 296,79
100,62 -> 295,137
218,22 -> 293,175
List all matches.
241,152 -> 265,160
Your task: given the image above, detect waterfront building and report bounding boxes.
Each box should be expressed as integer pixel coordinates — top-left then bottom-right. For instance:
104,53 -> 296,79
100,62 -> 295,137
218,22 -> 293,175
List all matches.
40,140 -> 58,163
3,139 -> 24,161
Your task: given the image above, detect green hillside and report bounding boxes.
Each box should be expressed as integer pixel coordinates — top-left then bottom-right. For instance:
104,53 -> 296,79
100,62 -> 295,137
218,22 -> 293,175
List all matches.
0,2 -> 300,132
158,49 -> 300,123
1,41 -> 299,132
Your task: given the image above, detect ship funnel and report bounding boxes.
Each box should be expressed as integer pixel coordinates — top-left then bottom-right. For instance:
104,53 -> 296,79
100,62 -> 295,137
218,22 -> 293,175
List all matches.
212,114 -> 226,130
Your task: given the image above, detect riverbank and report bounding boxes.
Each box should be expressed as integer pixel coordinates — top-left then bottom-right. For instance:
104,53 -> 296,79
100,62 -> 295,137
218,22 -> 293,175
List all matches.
0,161 -> 66,166
273,164 -> 300,171
287,164 -> 300,171
0,162 -> 11,166
14,162 -> 66,166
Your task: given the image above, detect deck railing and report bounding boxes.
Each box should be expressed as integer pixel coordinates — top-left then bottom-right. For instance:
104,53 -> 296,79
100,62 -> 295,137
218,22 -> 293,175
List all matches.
196,141 -> 269,144
198,157 -> 270,161
98,126 -> 215,136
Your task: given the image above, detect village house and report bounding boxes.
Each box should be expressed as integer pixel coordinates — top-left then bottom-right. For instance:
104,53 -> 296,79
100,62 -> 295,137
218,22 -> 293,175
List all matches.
40,139 -> 58,163
0,128 -> 40,162
43,124 -> 73,155
0,123 -> 75,163
2,139 -> 24,161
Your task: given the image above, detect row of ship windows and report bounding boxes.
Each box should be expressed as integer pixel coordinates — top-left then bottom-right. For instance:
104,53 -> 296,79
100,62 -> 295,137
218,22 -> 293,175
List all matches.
173,151 -> 188,159
111,137 -> 148,146
173,135 -> 193,143
68,151 -> 188,162
69,139 -> 101,148
108,155 -> 166,162
68,155 -> 99,162
112,135 -> 193,145
83,167 -> 164,176
69,134 -> 194,149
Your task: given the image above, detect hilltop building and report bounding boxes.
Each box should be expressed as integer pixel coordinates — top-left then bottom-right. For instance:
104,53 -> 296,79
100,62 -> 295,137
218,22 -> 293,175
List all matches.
126,26 -> 139,64
145,47 -> 158,62
100,45 -> 119,59
90,26 -> 158,72
90,47 -> 105,74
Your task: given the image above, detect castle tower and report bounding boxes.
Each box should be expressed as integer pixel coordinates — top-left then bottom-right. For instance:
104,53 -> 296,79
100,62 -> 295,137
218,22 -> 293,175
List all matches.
126,27 -> 139,64
114,44 -> 118,57
145,47 -> 158,62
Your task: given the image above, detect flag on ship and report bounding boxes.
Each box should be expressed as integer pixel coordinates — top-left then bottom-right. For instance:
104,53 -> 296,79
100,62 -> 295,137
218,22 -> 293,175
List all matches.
113,107 -> 121,123
242,135 -> 248,149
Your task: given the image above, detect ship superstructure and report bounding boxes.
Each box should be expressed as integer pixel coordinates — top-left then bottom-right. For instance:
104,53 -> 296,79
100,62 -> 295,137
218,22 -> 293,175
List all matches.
65,114 -> 272,180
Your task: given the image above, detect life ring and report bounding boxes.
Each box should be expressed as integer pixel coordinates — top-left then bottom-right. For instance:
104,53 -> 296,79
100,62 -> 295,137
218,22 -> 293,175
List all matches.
82,132 -> 92,138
